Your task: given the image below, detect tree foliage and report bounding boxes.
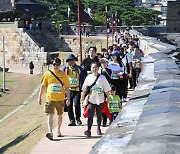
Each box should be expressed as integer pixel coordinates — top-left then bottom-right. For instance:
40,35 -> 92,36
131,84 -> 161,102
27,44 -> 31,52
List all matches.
39,0 -> 162,28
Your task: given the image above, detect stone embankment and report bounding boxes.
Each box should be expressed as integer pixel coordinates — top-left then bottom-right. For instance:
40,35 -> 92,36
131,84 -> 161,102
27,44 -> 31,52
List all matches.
90,31 -> 180,154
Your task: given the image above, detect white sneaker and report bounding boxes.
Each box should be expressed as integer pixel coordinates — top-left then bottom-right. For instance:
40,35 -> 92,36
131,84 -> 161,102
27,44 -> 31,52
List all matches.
57,131 -> 64,137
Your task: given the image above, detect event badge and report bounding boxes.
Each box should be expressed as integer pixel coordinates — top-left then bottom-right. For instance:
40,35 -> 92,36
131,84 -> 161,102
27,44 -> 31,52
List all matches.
50,84 -> 61,93
69,78 -> 77,87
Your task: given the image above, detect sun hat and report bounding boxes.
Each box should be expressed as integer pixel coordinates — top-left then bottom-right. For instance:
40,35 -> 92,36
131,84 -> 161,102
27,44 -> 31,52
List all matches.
66,54 -> 78,62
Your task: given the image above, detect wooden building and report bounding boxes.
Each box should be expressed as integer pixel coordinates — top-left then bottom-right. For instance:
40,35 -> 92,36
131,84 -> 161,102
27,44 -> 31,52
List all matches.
0,0 -> 53,22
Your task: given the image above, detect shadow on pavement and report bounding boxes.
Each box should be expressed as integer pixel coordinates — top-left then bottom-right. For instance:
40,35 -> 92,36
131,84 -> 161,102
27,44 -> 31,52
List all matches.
57,135 -> 102,140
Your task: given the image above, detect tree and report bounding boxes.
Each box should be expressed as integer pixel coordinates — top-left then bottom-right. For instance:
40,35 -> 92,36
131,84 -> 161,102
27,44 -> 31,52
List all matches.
39,0 -> 162,27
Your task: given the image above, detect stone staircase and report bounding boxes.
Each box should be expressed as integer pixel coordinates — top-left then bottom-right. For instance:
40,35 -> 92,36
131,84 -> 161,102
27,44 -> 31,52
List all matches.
0,28 -> 72,65
28,30 -> 58,52
0,27 -> 87,65
0,28 -> 48,65
42,29 -> 74,52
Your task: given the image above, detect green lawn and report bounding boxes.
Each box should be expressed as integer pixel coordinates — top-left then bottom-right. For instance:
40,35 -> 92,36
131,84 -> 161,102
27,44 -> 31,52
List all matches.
0,72 -> 21,104
0,72 -> 20,89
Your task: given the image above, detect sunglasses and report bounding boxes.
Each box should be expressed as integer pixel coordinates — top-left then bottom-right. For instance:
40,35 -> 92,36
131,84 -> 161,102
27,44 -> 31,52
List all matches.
68,59 -> 75,62
52,63 -> 60,66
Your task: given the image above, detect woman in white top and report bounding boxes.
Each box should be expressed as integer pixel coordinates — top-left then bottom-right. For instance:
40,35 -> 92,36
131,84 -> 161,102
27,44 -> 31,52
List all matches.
121,47 -> 132,102
108,51 -> 125,101
81,62 -> 111,137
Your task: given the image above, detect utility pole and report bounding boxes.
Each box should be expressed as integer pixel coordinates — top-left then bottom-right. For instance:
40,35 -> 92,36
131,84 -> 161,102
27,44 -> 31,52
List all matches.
2,36 -> 6,93
105,6 -> 108,50
78,0 -> 82,62
67,5 -> 70,35
111,13 -> 114,44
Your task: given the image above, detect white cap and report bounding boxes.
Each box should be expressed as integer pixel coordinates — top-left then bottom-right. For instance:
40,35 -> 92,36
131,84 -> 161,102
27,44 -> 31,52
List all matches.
99,58 -> 109,63
122,44 -> 127,48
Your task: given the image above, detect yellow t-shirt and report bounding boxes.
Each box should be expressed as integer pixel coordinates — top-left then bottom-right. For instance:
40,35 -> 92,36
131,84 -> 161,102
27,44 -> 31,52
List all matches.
40,70 -> 70,102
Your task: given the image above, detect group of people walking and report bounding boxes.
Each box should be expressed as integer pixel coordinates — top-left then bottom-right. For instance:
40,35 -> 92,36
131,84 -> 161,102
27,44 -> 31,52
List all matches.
38,31 -> 144,140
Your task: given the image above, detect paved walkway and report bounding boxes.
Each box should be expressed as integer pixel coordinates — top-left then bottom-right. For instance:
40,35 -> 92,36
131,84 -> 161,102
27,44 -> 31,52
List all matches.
30,111 -> 110,154
5,63 -> 47,75
30,90 -> 133,154
1,62 -> 133,153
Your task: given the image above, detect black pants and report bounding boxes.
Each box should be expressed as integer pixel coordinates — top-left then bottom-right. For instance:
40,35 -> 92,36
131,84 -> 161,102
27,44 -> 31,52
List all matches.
30,69 -> 33,74
132,68 -> 140,88
111,79 -> 121,98
111,112 -> 119,121
68,91 -> 81,122
128,77 -> 134,88
102,112 -> 107,125
121,74 -> 128,99
87,103 -> 104,131
111,75 -> 128,100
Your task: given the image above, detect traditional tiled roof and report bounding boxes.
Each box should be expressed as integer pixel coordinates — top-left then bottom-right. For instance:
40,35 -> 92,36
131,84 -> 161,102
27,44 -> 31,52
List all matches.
15,0 -> 41,4
0,0 -> 13,13
0,0 -> 52,15
15,0 -> 52,14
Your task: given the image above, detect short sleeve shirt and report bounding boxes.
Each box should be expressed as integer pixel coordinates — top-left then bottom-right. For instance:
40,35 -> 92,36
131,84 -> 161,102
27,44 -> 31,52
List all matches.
82,74 -> 111,105
122,54 -> 132,74
108,62 -> 124,79
40,70 -> 70,102
108,95 -> 121,113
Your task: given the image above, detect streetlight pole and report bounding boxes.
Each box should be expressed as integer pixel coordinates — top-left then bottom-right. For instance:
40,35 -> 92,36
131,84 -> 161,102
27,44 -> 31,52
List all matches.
2,36 -> 6,93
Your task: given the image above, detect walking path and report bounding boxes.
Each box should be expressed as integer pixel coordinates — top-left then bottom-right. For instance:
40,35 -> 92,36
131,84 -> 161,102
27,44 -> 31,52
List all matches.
1,62 -> 134,153
30,90 -> 134,154
31,112 -> 109,154
5,63 -> 47,75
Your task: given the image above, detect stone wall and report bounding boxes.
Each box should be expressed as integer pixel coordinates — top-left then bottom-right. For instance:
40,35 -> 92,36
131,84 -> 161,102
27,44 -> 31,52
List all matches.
166,33 -> 180,47
61,25 -> 145,35
167,1 -> 180,33
0,28 -> 46,65
0,28 -> 22,63
90,30 -> 180,154
0,22 -> 18,28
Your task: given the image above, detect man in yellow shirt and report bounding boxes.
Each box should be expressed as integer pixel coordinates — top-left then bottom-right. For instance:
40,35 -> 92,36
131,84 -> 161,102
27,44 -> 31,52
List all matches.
38,58 -> 70,140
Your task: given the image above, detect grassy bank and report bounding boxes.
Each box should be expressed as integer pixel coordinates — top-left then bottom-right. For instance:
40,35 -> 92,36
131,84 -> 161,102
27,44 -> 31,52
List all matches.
0,72 -> 21,104
0,73 -> 46,153
0,73 -> 41,119
0,93 -> 47,153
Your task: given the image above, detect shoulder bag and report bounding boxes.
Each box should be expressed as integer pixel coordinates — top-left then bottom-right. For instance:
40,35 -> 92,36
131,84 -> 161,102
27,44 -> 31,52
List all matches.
83,74 -> 100,106
49,70 -> 69,112
49,70 -> 63,86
